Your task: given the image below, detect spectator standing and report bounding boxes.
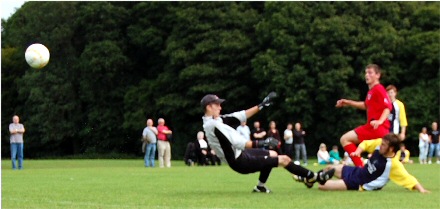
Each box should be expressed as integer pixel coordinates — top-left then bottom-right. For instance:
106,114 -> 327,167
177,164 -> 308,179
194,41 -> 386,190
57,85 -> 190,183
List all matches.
251,121 -> 266,141
419,127 -> 429,164
283,123 -> 294,158
236,121 -> 251,141
157,118 -> 172,168
142,119 -> 158,167
267,121 -> 281,153
9,115 -> 25,170
428,122 -> 440,164
293,122 -> 307,166
386,85 -> 408,140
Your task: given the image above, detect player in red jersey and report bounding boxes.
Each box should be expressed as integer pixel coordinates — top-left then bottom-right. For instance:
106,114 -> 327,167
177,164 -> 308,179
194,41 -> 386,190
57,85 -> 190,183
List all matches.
336,64 -> 392,167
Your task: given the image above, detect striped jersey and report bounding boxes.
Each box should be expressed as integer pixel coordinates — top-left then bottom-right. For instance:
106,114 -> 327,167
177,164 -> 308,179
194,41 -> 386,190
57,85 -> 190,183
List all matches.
388,99 -> 408,134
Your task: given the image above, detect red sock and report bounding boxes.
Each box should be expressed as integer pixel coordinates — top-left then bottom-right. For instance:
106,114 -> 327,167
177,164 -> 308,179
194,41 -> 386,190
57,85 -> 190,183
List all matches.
344,143 -> 364,167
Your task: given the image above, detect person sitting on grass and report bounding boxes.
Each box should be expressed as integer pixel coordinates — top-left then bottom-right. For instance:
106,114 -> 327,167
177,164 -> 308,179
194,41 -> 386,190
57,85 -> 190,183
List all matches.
329,145 -> 342,163
294,134 -> 429,193
395,143 -> 413,164
317,143 -> 339,165
195,131 -> 221,166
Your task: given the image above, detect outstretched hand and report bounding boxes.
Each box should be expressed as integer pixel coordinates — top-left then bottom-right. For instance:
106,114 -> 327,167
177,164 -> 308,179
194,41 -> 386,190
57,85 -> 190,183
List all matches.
259,92 -> 277,110
335,99 -> 347,108
350,148 -> 363,157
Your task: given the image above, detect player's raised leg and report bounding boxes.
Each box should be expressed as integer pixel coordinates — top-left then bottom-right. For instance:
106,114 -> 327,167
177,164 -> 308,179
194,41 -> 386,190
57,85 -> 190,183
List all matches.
340,130 -> 364,167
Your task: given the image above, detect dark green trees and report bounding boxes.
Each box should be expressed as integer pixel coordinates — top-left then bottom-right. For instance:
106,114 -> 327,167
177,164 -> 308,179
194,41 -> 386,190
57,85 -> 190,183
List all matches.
2,2 -> 438,158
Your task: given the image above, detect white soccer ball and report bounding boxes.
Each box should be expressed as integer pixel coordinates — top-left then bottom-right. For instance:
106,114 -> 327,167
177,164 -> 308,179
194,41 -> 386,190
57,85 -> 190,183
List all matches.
25,43 -> 50,69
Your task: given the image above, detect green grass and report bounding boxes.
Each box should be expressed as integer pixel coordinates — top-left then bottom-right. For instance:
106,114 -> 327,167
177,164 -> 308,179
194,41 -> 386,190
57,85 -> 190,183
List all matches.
2,159 -> 439,209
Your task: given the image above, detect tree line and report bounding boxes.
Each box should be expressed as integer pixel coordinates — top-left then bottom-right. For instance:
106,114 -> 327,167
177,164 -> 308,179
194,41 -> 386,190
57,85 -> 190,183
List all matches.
1,1 -> 439,158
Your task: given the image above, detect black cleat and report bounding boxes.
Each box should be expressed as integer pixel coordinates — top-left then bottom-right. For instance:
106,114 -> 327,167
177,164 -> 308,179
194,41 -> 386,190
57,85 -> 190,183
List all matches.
252,185 -> 272,193
292,175 -> 314,188
316,168 -> 335,185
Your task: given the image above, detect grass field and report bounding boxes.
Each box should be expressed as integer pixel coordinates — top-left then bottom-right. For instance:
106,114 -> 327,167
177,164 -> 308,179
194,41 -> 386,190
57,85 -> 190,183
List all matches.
1,159 -> 439,209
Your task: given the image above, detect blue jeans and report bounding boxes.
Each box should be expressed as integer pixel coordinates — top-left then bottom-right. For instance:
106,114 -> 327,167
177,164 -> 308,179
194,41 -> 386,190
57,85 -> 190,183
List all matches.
145,143 -> 156,167
11,143 -> 24,169
294,144 -> 307,164
428,143 -> 440,158
419,145 -> 428,161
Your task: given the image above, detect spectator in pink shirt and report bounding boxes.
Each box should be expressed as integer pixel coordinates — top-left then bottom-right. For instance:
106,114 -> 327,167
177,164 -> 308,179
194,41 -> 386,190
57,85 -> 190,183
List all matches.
157,118 -> 172,168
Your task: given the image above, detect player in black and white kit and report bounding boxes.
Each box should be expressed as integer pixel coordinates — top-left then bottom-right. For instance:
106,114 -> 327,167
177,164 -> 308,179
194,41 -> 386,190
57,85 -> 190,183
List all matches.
201,93 -> 334,193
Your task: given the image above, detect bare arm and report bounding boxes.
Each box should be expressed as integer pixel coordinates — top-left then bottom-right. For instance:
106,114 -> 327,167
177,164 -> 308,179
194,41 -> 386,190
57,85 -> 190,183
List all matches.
9,125 -> 25,134
245,105 -> 260,119
399,126 -> 407,140
370,108 -> 391,129
336,99 -> 366,110
245,141 -> 253,148
162,129 -> 172,134
9,125 -> 16,134
413,183 -> 430,193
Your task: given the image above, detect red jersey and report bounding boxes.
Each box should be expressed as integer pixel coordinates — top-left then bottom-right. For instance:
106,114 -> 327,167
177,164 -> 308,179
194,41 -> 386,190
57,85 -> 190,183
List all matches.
365,84 -> 392,129
157,125 -> 170,141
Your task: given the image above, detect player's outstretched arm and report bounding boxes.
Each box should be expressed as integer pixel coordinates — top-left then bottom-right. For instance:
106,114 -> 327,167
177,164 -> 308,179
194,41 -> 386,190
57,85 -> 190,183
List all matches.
245,92 -> 277,118
390,158 -> 428,193
336,99 -> 366,110
245,137 -> 279,149
245,106 -> 260,119
414,183 -> 430,193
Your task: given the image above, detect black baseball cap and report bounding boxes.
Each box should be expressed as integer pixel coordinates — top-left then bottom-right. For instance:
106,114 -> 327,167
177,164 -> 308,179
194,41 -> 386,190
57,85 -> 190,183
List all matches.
201,94 -> 225,108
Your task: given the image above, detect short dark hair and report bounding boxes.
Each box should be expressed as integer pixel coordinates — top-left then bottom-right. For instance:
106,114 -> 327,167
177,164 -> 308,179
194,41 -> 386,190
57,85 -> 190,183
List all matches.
366,64 -> 382,74
382,133 -> 400,153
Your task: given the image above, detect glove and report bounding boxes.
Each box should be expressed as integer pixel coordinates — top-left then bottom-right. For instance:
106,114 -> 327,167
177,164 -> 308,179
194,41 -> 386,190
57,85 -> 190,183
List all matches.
265,137 -> 279,149
258,92 -> 277,110
256,137 -> 279,149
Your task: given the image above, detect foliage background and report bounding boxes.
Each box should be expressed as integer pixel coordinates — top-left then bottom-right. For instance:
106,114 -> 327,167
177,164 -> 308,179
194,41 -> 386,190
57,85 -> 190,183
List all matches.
1,2 -> 439,159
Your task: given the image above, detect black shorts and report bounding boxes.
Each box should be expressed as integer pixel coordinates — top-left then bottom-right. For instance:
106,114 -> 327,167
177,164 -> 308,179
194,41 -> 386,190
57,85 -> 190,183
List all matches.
342,166 -> 362,190
229,149 -> 279,174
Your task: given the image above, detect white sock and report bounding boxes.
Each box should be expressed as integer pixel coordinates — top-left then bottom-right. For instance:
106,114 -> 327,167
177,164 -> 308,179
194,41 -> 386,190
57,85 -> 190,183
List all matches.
258,181 -> 265,187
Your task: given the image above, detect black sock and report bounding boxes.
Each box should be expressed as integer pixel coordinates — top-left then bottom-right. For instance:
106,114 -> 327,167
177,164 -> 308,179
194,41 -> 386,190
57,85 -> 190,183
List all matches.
258,168 -> 272,184
284,162 -> 314,179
